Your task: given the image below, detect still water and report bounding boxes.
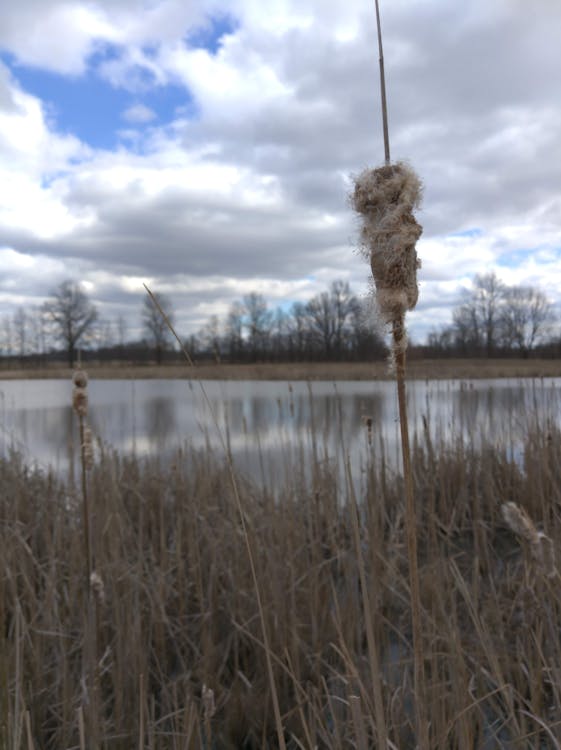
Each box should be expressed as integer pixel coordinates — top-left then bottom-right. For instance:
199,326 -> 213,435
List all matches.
1,378 -> 560,481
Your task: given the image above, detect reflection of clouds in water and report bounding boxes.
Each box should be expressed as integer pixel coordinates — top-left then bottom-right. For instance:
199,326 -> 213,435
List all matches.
145,397 -> 177,449
0,378 -> 560,483
449,380 -> 560,445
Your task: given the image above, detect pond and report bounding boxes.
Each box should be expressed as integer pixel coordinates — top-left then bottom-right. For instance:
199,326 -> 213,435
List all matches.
1,377 -> 560,483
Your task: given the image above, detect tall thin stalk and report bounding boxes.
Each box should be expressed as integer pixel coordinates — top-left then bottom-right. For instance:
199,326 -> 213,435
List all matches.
350,3 -> 429,747
374,0 -> 390,166
72,367 -> 99,750
143,285 -> 287,750
393,321 -> 428,750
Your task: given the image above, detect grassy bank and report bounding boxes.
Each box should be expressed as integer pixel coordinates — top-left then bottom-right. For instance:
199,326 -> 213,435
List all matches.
1,357 -> 561,381
2,416 -> 561,747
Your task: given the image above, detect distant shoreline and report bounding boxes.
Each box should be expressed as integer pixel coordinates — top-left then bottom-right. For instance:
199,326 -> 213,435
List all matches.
0,358 -> 560,381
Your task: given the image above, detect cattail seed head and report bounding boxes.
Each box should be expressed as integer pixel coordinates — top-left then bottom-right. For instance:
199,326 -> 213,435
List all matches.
501,502 -> 540,545
362,415 -> 373,445
352,162 -> 422,325
502,501 -> 556,576
82,426 -> 94,470
73,369 -> 88,389
72,387 -> 88,417
90,571 -> 105,606
202,683 -> 216,719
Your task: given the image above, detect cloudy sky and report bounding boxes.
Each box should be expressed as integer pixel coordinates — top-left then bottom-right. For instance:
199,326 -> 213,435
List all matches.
1,0 -> 560,343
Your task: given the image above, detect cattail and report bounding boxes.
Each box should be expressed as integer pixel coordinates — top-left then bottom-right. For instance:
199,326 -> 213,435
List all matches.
82,426 -> 94,470
502,502 -> 540,544
351,158 -> 426,749
73,369 -> 88,389
73,387 -> 88,417
502,502 -> 556,577
352,162 -> 422,337
202,684 -> 216,718
362,415 -> 374,446
90,571 -> 105,606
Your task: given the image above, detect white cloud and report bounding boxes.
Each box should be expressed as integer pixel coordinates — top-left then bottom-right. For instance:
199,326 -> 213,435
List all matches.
0,0 -> 560,342
0,3 -> 115,74
121,103 -> 157,123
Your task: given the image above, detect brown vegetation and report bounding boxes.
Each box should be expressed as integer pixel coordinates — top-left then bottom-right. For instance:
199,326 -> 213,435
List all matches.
1,412 -> 561,747
1,357 -> 560,381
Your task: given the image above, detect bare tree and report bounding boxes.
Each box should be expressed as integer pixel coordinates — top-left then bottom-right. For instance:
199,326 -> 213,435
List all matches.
349,298 -> 386,360
330,280 -> 359,358
142,292 -> 174,364
500,286 -> 554,355
306,291 -> 334,358
472,272 -> 505,356
225,301 -> 244,360
288,302 -> 308,360
451,273 -> 504,355
117,314 -> 128,350
243,292 -> 272,361
305,281 -> 358,359
13,308 -> 28,361
271,308 -> 289,361
200,314 -> 222,362
43,281 -> 98,366
1,315 -> 13,357
452,303 -> 481,354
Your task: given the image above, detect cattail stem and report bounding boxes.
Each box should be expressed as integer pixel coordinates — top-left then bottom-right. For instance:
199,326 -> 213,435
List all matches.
392,320 -> 429,750
374,0 -> 391,165
79,414 -> 92,585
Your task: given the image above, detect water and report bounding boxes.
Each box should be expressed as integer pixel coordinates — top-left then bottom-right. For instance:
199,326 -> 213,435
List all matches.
0,377 -> 560,482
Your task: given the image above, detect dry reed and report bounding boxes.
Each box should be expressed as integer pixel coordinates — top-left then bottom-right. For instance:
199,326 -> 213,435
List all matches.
351,1 -> 429,745
2,418 -> 561,747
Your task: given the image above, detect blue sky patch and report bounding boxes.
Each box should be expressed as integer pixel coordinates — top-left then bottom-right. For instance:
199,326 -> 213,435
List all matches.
1,50 -> 194,150
187,13 -> 239,54
497,247 -> 536,268
449,227 -> 483,239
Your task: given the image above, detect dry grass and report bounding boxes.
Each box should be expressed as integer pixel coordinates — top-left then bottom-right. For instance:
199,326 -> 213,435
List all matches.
1,414 -> 561,747
1,358 -> 560,381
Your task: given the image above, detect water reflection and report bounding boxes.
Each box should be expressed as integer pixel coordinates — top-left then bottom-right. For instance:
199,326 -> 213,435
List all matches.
0,378 -> 560,483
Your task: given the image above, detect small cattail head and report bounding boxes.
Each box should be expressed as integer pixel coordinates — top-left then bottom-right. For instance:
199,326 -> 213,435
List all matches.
72,387 -> 88,417
82,426 -> 94,470
502,501 -> 556,577
352,162 -> 422,324
362,415 -> 373,446
73,369 -> 88,389
202,683 -> 216,719
501,502 -> 540,545
90,571 -> 105,606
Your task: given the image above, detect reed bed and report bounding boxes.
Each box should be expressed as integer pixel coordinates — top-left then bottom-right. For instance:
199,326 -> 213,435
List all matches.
1,413 -> 561,748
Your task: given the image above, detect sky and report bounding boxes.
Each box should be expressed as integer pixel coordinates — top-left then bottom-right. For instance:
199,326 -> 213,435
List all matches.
1,0 -> 560,344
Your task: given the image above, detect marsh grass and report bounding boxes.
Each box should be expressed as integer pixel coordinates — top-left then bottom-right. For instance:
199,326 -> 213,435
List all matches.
1,415 -> 561,747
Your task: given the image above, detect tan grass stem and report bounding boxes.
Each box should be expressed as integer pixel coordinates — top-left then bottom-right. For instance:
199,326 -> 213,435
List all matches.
143,283 -> 287,750
72,367 -> 100,749
393,323 -> 427,750
374,0 -> 390,166
347,459 -> 388,747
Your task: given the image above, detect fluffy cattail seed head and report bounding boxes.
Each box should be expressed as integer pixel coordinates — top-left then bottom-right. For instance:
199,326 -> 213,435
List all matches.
352,162 -> 422,325
73,369 -> 88,389
502,501 -> 556,576
501,502 -> 540,545
72,387 -> 88,417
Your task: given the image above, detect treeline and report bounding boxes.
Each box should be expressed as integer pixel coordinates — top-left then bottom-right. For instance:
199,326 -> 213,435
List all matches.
0,279 -> 387,366
1,274 -> 559,368
184,281 -> 386,364
423,273 -> 559,358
